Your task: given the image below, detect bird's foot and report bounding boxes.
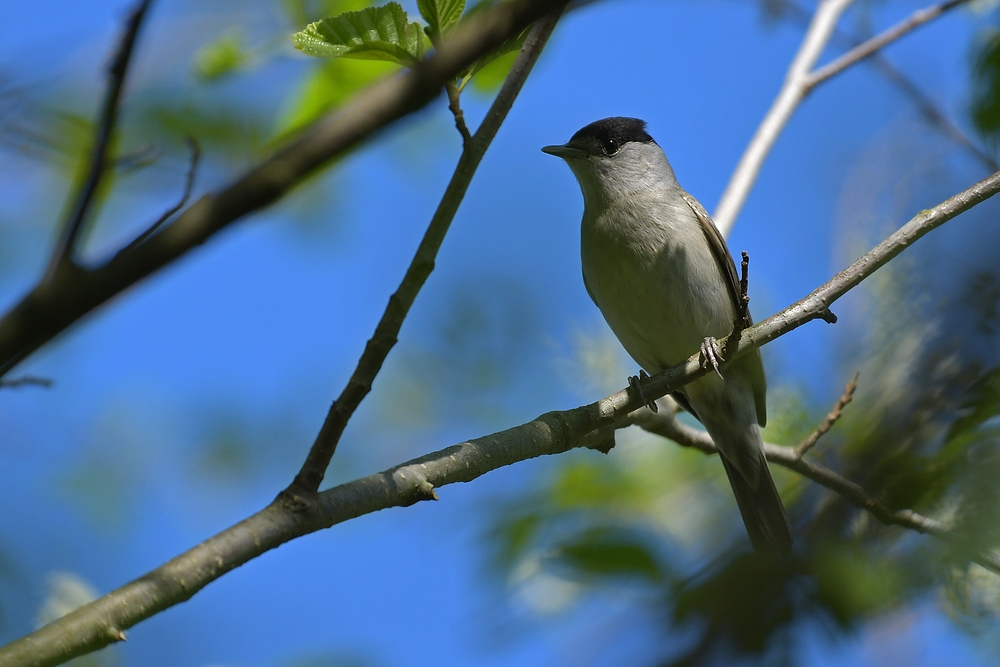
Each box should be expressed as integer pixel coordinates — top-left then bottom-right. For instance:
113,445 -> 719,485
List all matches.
700,337 -> 724,379
628,370 -> 658,413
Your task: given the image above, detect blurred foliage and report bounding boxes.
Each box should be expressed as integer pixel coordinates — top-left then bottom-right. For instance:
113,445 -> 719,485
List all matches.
971,27 -> 1000,148
192,30 -> 249,81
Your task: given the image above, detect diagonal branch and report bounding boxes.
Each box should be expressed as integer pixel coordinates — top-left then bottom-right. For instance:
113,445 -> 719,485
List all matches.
44,0 -> 154,282
291,7 -> 567,494
714,0 -> 972,235
794,371 -> 858,458
0,0 -> 569,380
3,163 -> 998,667
626,406 -> 1000,575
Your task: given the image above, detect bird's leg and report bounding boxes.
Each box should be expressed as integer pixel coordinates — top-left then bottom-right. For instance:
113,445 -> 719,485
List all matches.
628,370 -> 658,413
700,337 -> 724,379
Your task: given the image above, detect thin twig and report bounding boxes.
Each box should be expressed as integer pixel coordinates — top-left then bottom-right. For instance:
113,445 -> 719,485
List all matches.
290,6 -> 568,493
628,407 -> 1000,574
795,371 -> 859,458
43,0 -> 154,282
0,0 -> 569,380
445,82 -> 472,146
714,0 -> 855,236
4,168 -> 999,667
116,137 -> 200,256
805,0 -> 970,89
0,375 -> 53,389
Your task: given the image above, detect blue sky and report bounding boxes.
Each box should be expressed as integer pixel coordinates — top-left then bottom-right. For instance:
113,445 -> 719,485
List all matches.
1,1 -> 999,665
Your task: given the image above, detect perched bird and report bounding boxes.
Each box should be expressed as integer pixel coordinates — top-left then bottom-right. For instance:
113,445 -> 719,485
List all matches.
543,117 -> 792,555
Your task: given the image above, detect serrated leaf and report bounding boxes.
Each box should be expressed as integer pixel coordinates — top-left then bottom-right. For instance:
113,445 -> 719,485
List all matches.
292,2 -> 426,66
417,0 -> 465,41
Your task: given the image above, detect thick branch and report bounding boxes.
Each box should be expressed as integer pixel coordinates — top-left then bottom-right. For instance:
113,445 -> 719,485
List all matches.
4,166 -> 998,667
291,7 -> 567,492
44,0 -> 154,281
714,0 -> 969,235
627,407 -> 1000,575
0,0 -> 567,378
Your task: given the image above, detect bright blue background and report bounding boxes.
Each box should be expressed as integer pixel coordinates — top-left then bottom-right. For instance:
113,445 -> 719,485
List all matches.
1,1 -> 998,665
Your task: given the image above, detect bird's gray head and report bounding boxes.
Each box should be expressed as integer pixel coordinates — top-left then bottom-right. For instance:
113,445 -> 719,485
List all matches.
542,117 -> 676,205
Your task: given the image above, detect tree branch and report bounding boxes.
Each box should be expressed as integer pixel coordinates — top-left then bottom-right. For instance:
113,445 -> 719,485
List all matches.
44,0 -> 154,282
291,7 -> 567,493
4,165 -> 998,667
0,375 -> 52,389
0,0 -> 569,379
626,405 -> 1000,575
714,0 -> 971,235
794,371 -> 858,458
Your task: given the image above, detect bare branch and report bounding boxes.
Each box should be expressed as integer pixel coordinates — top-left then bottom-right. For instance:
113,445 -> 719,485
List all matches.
0,375 -> 52,389
3,165 -> 998,667
805,0 -> 971,90
794,371 -> 858,458
291,7 -> 568,493
0,0 -> 569,379
714,0 -> 855,235
770,0 -> 998,173
44,0 -> 154,281
715,0 -> 971,235
116,137 -> 200,255
627,406 -> 1000,575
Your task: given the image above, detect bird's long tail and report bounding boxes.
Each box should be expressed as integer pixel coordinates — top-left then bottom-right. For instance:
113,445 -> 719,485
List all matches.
719,450 -> 793,556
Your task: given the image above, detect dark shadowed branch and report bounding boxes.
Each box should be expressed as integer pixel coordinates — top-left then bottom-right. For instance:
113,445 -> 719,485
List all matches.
44,0 -> 154,282
794,372 -> 858,458
0,0 -> 568,379
3,165 -> 998,667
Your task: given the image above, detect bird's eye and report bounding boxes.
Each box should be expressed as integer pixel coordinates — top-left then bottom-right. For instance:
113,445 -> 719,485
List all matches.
601,138 -> 620,155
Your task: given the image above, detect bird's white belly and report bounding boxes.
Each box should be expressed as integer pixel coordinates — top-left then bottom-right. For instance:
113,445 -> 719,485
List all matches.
581,210 -> 733,374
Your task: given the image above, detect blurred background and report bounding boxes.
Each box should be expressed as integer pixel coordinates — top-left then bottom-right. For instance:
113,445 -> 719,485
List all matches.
3,0 -> 1000,665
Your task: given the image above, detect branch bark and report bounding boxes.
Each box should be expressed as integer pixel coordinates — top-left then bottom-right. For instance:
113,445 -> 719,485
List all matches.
0,0 -> 567,379
713,0 -> 971,235
4,165 -> 998,667
291,7 -> 567,493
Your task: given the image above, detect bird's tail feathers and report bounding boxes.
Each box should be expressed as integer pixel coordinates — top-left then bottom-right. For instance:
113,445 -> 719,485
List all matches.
720,450 -> 793,556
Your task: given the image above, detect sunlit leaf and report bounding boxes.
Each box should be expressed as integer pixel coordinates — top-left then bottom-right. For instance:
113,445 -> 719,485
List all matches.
292,2 -> 426,66
276,58 -> 398,138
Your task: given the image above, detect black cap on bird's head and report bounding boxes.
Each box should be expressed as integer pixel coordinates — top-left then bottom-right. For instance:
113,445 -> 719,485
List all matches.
543,116 -> 656,159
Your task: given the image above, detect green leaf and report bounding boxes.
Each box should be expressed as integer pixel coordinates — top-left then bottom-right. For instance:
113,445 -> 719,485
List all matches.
459,23 -> 530,91
292,2 -> 426,66
554,530 -> 663,581
192,30 -> 247,81
417,0 -> 465,41
467,48 -> 516,94
276,58 -> 399,138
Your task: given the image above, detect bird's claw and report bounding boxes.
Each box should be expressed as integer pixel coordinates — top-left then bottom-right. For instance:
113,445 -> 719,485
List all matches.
700,337 -> 724,379
628,370 -> 658,413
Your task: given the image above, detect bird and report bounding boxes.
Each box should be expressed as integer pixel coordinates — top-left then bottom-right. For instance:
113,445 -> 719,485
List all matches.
542,117 -> 792,555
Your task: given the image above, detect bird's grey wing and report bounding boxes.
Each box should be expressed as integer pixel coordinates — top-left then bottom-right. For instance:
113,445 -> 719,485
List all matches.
678,191 -> 768,427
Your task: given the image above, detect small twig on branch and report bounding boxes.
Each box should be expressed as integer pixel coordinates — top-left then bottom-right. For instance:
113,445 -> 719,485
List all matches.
44,0 -> 154,282
445,82 -> 472,146
770,0 -> 998,173
0,375 -> 53,389
804,0 -> 970,89
715,0 -> 971,236
116,137 -> 201,256
794,372 -> 858,458
738,250 -> 750,324
4,168 -> 999,667
290,6 -> 568,493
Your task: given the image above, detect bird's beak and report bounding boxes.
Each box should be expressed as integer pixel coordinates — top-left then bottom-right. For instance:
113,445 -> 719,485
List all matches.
542,144 -> 588,159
